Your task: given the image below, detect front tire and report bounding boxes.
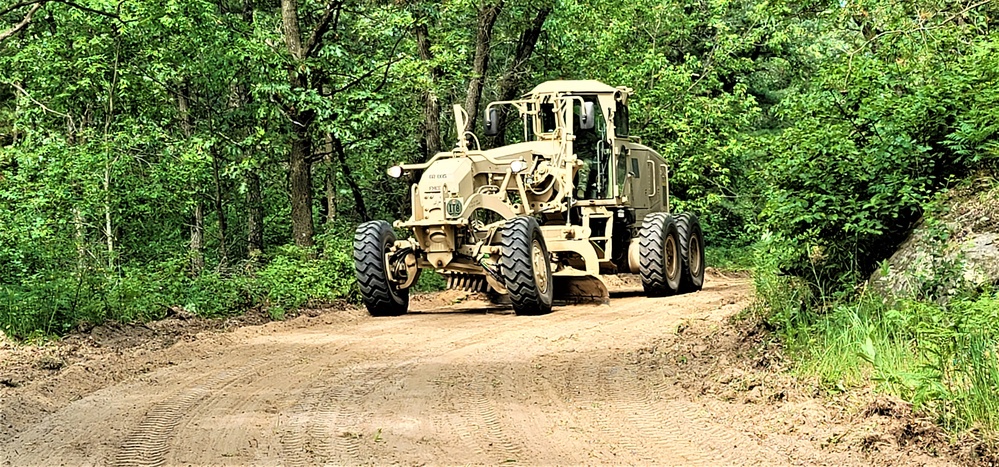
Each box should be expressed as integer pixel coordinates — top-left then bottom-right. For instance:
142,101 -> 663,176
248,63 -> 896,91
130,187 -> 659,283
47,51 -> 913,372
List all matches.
639,213 -> 681,296
354,220 -> 408,316
675,213 -> 705,293
500,217 -> 554,315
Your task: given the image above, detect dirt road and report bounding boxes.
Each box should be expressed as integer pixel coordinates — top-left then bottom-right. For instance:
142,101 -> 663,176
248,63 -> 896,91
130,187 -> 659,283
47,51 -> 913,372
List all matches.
0,274 -> 954,466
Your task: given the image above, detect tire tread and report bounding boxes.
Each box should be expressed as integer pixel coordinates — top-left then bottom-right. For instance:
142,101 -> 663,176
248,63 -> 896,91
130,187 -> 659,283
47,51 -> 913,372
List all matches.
500,217 -> 553,315
353,220 -> 408,316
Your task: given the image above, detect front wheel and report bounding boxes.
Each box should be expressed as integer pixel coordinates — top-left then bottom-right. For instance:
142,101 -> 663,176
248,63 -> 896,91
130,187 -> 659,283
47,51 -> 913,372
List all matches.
354,220 -> 408,316
500,217 -> 554,315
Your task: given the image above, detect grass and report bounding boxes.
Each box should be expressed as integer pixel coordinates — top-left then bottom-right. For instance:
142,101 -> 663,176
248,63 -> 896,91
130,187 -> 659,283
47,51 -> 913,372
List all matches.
755,267 -> 999,444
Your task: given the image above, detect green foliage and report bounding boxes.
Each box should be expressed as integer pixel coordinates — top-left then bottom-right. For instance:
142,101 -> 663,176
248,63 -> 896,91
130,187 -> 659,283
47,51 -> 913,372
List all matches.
705,244 -> 755,272
413,269 -> 447,293
0,258 -> 255,339
754,1 -> 999,289
255,244 -> 358,311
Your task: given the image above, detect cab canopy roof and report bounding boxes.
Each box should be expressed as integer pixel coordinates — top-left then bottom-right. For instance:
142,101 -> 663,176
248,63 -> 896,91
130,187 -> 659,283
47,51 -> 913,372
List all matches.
527,80 -> 619,96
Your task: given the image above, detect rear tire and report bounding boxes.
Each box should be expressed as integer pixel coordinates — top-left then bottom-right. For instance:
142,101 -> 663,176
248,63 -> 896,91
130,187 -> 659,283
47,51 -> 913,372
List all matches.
676,212 -> 705,293
500,217 -> 553,315
639,213 -> 681,296
354,220 -> 408,316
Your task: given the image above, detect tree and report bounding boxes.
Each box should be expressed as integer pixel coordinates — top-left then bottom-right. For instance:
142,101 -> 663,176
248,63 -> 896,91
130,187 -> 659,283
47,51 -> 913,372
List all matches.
278,0 -> 344,249
462,0 -> 503,132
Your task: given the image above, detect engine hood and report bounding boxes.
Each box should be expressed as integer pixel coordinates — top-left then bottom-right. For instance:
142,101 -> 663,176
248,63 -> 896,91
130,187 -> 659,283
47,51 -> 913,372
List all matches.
473,140 -> 561,161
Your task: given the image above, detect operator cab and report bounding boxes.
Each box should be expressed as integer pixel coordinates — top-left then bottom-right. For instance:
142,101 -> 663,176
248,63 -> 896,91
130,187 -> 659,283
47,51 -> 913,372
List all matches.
484,80 -> 631,202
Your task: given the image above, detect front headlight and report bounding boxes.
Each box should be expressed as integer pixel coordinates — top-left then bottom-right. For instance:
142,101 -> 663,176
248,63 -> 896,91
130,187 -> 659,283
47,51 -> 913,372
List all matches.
387,165 -> 404,178
510,159 -> 527,174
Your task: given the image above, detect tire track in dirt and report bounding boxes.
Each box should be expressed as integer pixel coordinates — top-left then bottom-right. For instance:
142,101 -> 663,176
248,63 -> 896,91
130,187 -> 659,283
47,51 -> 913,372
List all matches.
568,364 -> 664,463
274,310 -> 579,465
407,300 -> 695,464
605,367 -> 724,465
279,385 -> 318,467
468,378 -> 527,462
646,376 -> 788,465
554,346 -> 786,465
344,304 -> 641,465
322,362 -> 416,464
155,316 -> 505,465
279,361 -> 419,466
163,342 -> 356,465
113,358 -> 277,467
6,276 -> 829,466
524,288 -> 775,464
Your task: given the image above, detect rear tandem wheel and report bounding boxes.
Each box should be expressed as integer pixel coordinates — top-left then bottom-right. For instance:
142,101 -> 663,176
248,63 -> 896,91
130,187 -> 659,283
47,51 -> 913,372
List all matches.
639,213 -> 681,297
675,212 -> 705,293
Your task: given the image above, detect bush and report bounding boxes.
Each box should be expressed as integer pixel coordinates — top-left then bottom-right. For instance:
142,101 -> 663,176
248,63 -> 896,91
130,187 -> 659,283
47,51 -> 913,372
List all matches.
255,247 -> 357,312
0,238 -> 361,339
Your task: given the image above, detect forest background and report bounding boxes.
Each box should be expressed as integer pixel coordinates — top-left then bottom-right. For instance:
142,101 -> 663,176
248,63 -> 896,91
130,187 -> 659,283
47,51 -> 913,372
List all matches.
1,0 -> 998,449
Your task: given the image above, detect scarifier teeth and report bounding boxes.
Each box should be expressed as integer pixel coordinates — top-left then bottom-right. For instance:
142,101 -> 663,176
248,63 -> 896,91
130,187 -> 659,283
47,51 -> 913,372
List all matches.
445,273 -> 488,292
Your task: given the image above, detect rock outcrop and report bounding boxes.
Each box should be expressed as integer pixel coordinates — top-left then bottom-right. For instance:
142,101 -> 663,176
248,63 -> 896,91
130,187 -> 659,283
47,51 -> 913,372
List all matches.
870,174 -> 999,299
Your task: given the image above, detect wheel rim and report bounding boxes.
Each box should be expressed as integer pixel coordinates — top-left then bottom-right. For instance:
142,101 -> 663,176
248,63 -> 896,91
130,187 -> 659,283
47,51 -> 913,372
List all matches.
531,239 -> 549,294
689,234 -> 703,276
665,235 -> 679,282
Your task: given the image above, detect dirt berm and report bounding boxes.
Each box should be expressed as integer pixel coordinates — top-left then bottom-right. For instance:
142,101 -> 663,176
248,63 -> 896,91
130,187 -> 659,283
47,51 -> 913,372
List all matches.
0,272 -> 959,465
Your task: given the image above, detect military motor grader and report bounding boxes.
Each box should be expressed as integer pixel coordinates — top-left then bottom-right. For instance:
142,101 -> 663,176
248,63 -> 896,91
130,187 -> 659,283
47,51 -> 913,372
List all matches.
354,80 -> 704,316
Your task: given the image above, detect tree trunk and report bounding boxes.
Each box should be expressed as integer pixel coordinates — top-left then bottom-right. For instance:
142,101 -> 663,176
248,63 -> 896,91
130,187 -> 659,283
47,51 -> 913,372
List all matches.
280,0 -> 330,249
103,162 -> 114,268
177,84 -> 205,273
491,7 -> 550,147
241,0 -> 263,260
280,0 -> 305,60
463,0 -> 504,133
414,23 -> 443,160
190,203 -> 205,274
246,170 -> 264,258
73,207 -> 86,273
210,147 -> 229,268
323,133 -> 337,225
289,129 -> 315,248
330,133 -> 368,222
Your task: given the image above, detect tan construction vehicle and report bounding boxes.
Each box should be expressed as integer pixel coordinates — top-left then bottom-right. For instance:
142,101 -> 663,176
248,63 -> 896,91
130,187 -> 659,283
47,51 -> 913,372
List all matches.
353,80 -> 704,316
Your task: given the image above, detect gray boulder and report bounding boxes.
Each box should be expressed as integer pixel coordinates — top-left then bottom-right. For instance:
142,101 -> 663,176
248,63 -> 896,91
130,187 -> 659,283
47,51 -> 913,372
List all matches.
870,175 -> 999,300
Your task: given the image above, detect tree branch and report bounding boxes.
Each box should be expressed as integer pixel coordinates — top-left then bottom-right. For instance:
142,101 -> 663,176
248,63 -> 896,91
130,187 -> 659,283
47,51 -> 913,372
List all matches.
303,0 -> 343,58
328,32 -> 406,96
849,0 -> 992,56
50,0 -> 124,21
9,81 -> 76,132
0,0 -> 44,18
0,2 -> 41,43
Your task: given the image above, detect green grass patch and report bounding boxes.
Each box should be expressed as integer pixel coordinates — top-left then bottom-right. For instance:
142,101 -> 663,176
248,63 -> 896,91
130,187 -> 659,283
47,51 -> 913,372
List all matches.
757,272 -> 999,442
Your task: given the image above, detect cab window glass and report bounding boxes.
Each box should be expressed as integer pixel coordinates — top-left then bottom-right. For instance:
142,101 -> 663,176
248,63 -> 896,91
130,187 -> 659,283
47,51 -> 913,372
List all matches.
539,103 -> 557,133
614,101 -> 629,137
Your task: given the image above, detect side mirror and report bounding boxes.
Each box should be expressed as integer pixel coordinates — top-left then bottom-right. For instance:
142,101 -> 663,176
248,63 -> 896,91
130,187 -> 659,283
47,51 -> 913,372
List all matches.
484,108 -> 499,136
579,102 -> 596,130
